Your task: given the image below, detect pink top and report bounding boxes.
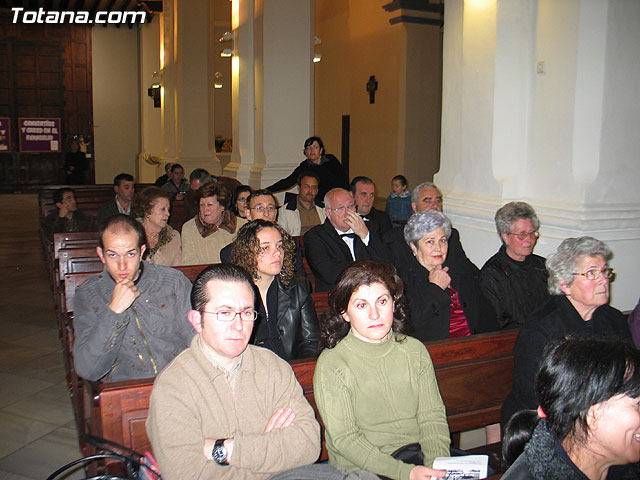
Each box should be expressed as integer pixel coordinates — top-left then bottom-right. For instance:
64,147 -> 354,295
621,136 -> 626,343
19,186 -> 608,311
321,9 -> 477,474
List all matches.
448,286 -> 471,338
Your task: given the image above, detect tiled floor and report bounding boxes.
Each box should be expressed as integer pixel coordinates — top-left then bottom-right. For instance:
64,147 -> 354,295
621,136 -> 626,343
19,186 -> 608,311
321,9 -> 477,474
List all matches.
0,194 -> 83,480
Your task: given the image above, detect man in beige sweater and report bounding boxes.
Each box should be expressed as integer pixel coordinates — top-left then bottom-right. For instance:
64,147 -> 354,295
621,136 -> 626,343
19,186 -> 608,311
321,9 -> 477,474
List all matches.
146,264 -> 373,480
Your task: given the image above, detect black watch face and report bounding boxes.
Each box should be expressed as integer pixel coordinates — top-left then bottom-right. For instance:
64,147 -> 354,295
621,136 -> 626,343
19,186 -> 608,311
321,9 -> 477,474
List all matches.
213,445 -> 227,464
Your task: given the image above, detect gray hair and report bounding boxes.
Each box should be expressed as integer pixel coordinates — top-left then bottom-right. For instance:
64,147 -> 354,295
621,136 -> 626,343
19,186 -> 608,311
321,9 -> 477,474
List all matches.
546,236 -> 613,294
404,210 -> 452,246
411,181 -> 441,205
495,201 -> 541,237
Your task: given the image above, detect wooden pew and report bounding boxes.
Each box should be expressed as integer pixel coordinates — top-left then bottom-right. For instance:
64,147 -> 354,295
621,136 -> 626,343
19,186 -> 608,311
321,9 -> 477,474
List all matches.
38,185 -> 186,241
53,232 -> 99,259
86,330 -> 517,468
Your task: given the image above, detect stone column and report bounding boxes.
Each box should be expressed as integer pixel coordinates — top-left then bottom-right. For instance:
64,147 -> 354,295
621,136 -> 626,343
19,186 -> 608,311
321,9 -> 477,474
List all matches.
225,0 -> 313,192
438,0 -> 640,309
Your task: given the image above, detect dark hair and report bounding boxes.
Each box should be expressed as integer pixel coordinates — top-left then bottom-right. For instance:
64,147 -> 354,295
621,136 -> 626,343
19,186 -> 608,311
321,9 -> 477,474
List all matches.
197,182 -> 231,210
231,185 -> 252,216
392,175 -> 407,186
319,260 -> 409,350
296,170 -> 320,186
98,213 -> 146,250
502,336 -> 640,468
501,410 -> 539,470
191,264 -> 255,312
231,220 -> 296,286
349,176 -> 374,194
247,189 -> 277,208
133,186 -> 170,217
54,187 -> 74,204
170,163 -> 184,173
113,173 -> 134,187
189,168 -> 211,184
303,136 -> 325,153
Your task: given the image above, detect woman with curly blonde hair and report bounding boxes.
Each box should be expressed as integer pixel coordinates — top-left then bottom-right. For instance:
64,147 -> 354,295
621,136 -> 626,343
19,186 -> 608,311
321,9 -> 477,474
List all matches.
231,220 -> 318,360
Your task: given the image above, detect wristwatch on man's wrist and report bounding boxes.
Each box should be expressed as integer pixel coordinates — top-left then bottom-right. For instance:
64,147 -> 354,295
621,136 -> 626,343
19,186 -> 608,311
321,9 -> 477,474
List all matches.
212,438 -> 229,465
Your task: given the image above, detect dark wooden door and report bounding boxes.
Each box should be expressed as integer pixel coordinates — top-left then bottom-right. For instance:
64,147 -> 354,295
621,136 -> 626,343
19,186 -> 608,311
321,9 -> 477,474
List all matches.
0,39 -> 65,191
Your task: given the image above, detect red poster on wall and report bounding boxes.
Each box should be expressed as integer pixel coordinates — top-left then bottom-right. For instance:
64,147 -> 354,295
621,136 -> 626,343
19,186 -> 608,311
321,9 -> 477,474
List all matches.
18,117 -> 61,152
0,118 -> 10,152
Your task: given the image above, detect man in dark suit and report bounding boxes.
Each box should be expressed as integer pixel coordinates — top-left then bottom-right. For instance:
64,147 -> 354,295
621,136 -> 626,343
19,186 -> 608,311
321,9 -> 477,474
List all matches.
303,188 -> 389,292
350,176 -> 393,236
383,181 -> 478,274
97,173 -> 135,225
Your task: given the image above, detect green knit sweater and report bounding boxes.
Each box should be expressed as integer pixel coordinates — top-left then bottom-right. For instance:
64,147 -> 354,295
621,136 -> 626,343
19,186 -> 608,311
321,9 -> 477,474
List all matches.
313,331 -> 450,480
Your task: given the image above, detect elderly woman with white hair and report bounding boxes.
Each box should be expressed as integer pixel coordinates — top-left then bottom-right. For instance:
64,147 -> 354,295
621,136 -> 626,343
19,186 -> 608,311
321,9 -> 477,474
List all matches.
397,210 -> 498,342
501,236 -> 633,430
480,202 -> 549,329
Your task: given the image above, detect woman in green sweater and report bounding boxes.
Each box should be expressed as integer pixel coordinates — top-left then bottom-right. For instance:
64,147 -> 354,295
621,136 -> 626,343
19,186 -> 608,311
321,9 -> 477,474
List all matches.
313,260 -> 450,480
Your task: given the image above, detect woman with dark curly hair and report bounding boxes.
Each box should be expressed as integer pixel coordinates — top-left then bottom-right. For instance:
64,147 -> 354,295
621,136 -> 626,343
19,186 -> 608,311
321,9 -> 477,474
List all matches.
133,186 -> 182,266
231,219 -> 318,360
313,260 -> 450,480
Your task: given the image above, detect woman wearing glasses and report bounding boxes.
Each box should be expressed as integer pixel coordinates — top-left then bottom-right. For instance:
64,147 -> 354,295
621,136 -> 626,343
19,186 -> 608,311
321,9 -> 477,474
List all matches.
501,236 -> 632,430
479,202 -> 549,329
232,220 -> 318,360
397,210 -> 498,342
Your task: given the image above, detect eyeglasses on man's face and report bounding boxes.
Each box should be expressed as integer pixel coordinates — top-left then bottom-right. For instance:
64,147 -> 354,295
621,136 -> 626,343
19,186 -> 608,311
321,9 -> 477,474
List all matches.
252,205 -> 277,213
328,203 -> 356,214
572,267 -> 614,281
202,309 -> 258,323
507,231 -> 540,241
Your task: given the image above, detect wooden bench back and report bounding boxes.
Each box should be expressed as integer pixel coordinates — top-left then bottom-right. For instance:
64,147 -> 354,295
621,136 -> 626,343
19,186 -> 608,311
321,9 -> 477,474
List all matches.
53,232 -> 99,259
39,184 -> 187,231
58,247 -> 101,281
90,330 -> 517,459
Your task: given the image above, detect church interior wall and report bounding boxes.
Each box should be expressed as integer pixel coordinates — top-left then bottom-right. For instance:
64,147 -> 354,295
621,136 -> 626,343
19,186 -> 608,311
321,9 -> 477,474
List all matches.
91,25 -> 140,184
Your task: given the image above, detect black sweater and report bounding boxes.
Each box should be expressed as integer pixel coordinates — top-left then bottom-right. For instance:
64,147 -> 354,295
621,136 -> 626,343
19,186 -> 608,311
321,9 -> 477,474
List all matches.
479,245 -> 549,329
266,154 -> 349,201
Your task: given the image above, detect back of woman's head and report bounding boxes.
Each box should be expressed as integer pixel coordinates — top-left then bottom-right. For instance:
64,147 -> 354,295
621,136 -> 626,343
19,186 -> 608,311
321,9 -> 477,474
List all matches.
537,336 -> 640,444
502,410 -> 539,470
318,260 -> 409,350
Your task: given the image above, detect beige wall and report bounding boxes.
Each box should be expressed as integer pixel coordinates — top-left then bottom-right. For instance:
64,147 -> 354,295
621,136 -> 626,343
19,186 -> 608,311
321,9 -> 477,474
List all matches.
314,1 -> 442,198
92,26 -> 141,184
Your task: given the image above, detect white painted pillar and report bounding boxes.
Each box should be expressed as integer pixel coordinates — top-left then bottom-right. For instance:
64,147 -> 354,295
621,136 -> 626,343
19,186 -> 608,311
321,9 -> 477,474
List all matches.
224,0 -> 313,190
438,0 -> 640,310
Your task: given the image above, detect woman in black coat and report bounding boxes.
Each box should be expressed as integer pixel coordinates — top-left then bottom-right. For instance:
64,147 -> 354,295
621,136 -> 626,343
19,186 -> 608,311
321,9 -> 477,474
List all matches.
398,210 -> 498,342
501,236 -> 632,429
231,219 -> 318,360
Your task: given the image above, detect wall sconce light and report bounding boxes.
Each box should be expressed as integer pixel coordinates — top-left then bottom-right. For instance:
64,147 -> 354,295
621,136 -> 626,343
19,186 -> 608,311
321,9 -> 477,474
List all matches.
214,72 -> 223,89
313,54 -> 322,63
220,49 -> 233,58
148,84 -> 161,108
219,31 -> 233,42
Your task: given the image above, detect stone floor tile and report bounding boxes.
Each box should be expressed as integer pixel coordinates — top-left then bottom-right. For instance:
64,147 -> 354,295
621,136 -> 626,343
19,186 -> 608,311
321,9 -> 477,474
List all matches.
0,373 -> 54,409
0,412 -> 59,458
0,425 -> 83,479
